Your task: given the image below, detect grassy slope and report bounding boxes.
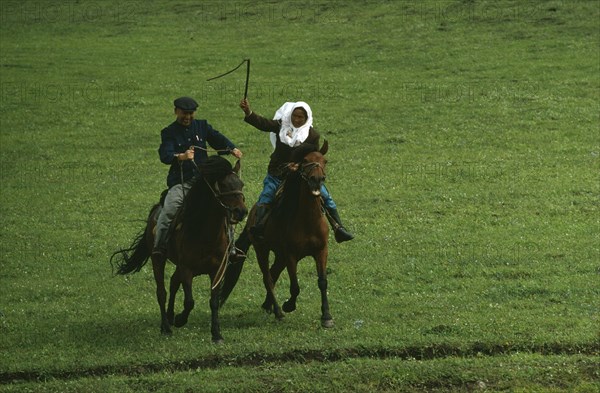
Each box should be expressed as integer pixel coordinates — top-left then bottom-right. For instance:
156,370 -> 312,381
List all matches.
1,0 -> 598,391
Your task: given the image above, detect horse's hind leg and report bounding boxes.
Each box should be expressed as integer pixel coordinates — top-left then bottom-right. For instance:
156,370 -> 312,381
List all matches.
167,269 -> 181,326
269,256 -> 286,285
174,269 -> 194,328
151,254 -> 172,335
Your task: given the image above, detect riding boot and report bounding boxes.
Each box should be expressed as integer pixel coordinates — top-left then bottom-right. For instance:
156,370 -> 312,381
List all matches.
325,207 -> 354,243
249,204 -> 269,240
229,229 -> 251,264
152,218 -> 169,258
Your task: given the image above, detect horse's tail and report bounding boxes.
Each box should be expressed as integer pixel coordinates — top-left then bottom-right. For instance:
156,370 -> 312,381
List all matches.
110,206 -> 156,275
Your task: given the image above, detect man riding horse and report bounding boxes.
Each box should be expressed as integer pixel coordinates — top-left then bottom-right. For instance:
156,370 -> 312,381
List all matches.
153,96 -> 243,260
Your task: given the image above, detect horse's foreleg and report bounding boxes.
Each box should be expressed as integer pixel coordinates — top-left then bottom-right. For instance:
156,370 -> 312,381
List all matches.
282,258 -> 299,313
315,250 -> 334,328
210,286 -> 224,344
151,254 -> 172,335
174,270 -> 194,328
257,249 -> 283,320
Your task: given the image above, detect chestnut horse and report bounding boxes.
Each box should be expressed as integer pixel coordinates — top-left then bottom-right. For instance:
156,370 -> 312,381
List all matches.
221,141 -> 334,328
111,156 -> 247,343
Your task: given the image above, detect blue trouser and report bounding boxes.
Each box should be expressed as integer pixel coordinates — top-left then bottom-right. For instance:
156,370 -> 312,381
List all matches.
257,173 -> 336,209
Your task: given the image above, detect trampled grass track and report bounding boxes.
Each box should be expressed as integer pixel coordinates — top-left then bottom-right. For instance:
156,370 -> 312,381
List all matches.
3,341 -> 598,383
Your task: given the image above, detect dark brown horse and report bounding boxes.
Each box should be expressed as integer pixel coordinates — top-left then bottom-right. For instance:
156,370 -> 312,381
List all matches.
221,141 -> 334,328
111,156 -> 247,343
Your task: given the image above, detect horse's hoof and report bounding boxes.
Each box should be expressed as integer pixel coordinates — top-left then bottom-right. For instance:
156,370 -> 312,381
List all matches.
321,318 -> 335,328
261,302 -> 273,314
174,314 -> 188,328
161,325 -> 173,335
282,301 -> 296,313
212,337 -> 225,345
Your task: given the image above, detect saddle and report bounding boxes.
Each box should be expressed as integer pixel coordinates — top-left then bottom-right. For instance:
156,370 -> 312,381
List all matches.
263,179 -> 287,223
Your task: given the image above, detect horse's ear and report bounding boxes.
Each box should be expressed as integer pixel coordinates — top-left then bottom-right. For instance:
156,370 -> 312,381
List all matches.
233,159 -> 241,174
320,139 -> 329,155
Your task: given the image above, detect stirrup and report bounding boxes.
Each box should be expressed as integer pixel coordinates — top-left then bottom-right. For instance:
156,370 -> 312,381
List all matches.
229,247 -> 246,264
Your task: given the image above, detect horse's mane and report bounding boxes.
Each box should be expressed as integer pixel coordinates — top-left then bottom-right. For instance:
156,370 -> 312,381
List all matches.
290,143 -> 319,163
181,156 -> 233,234
195,155 -> 234,184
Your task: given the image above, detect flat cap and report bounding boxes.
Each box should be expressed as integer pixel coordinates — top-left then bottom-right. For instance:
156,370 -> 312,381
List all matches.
174,96 -> 198,111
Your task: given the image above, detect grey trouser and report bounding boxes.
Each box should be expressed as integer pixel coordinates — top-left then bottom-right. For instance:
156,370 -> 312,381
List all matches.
153,181 -> 193,251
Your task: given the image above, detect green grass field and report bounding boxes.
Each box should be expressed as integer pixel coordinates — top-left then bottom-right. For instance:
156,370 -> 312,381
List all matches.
1,0 -> 599,391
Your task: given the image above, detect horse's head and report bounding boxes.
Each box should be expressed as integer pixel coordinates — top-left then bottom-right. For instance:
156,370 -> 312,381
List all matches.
299,140 -> 328,197
210,160 -> 247,224
196,157 -> 247,224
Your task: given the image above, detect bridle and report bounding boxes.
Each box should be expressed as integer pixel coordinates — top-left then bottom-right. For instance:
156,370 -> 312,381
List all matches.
185,153 -> 244,217
203,173 -> 245,217
300,161 -> 326,183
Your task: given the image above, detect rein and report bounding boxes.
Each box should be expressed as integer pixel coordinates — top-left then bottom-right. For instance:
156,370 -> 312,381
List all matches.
190,145 -> 231,154
191,145 -> 242,180
211,219 -> 235,290
205,178 -> 243,290
202,174 -> 245,211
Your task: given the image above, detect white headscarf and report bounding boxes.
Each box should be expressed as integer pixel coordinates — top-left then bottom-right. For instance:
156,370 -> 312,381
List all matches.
269,101 -> 313,148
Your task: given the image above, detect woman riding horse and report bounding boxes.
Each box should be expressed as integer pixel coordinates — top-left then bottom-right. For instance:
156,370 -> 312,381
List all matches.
223,140 -> 335,327
230,99 -> 353,264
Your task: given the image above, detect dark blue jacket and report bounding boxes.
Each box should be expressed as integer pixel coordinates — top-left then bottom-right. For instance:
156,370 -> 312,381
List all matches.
158,119 -> 236,188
